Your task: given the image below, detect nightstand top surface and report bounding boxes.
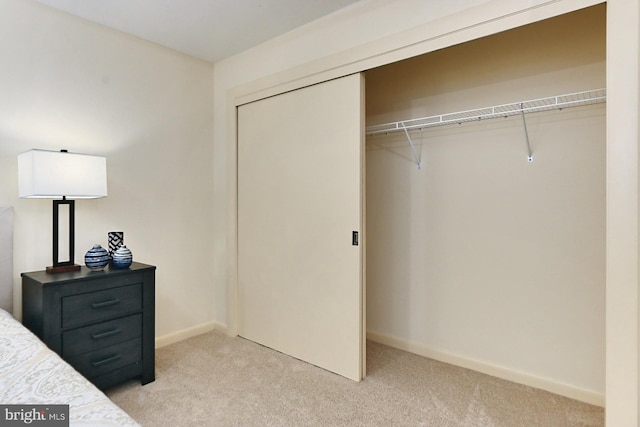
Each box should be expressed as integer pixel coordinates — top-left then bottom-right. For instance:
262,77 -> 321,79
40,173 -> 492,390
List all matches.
21,262 -> 156,285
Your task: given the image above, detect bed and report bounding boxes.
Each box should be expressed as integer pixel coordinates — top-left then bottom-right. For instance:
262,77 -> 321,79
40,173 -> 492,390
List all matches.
0,207 -> 140,426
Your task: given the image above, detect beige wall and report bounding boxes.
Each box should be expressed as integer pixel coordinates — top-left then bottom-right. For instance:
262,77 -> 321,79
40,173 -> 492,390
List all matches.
0,0 -> 216,341
365,5 -> 605,401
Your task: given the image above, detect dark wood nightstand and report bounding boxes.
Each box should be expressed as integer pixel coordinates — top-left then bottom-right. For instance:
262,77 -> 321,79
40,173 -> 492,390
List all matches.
21,262 -> 156,390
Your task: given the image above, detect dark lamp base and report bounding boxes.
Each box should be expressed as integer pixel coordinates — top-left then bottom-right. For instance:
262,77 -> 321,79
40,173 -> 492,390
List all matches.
46,264 -> 81,274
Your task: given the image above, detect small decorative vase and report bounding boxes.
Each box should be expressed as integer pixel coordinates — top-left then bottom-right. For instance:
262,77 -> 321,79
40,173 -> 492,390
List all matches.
84,244 -> 110,271
112,245 -> 133,269
108,231 -> 124,258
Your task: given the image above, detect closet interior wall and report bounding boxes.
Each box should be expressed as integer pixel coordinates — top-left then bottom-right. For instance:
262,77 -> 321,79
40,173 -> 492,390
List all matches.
365,5 -> 606,399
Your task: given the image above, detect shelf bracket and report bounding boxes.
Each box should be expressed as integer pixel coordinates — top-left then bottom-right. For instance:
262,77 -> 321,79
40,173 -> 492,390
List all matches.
520,103 -> 534,162
401,122 -> 423,169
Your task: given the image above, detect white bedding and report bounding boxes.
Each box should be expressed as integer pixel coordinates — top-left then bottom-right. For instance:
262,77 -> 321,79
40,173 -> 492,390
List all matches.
0,309 -> 139,426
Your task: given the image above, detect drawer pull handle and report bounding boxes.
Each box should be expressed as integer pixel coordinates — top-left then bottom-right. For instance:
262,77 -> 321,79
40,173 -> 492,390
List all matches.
91,328 -> 122,340
92,354 -> 122,367
91,298 -> 121,309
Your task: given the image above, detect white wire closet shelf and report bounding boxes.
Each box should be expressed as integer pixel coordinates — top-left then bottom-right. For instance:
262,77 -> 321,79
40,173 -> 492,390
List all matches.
365,88 -> 607,136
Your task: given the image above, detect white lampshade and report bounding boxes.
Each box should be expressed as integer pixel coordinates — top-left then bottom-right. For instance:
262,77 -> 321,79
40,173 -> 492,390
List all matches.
18,149 -> 107,199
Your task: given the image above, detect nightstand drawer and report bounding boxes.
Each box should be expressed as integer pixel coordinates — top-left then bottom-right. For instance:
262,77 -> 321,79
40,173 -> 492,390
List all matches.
67,338 -> 142,378
62,314 -> 142,357
62,284 -> 142,328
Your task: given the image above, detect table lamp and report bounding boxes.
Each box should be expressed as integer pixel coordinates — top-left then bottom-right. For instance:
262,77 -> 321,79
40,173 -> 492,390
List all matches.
18,149 -> 108,273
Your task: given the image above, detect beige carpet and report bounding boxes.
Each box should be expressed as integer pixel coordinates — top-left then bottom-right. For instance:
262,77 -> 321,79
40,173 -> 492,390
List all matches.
106,331 -> 603,426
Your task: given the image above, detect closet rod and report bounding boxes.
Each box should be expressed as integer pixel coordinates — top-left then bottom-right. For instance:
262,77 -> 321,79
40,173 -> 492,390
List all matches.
365,88 -> 606,136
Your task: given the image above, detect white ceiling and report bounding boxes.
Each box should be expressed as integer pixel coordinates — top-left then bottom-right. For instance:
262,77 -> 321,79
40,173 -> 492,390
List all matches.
35,0 -> 363,63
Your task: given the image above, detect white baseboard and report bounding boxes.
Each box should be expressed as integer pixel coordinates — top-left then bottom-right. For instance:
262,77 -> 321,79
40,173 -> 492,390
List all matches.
155,321 -> 217,348
366,330 -> 604,407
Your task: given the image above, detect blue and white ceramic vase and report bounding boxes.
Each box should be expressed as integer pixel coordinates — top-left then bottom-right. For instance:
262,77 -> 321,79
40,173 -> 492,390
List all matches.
112,245 -> 133,269
84,244 -> 110,271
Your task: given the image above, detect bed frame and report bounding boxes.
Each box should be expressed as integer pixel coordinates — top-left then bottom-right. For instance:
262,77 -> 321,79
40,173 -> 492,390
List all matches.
0,206 -> 13,313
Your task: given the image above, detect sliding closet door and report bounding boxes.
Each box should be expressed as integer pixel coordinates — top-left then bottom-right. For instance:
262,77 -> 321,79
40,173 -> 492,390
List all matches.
237,73 -> 365,381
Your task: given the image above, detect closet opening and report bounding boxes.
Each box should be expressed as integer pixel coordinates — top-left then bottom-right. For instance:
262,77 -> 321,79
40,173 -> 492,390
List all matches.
363,3 -> 606,405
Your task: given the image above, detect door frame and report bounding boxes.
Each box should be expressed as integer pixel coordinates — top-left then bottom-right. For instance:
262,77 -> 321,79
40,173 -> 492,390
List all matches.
226,0 -> 638,422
